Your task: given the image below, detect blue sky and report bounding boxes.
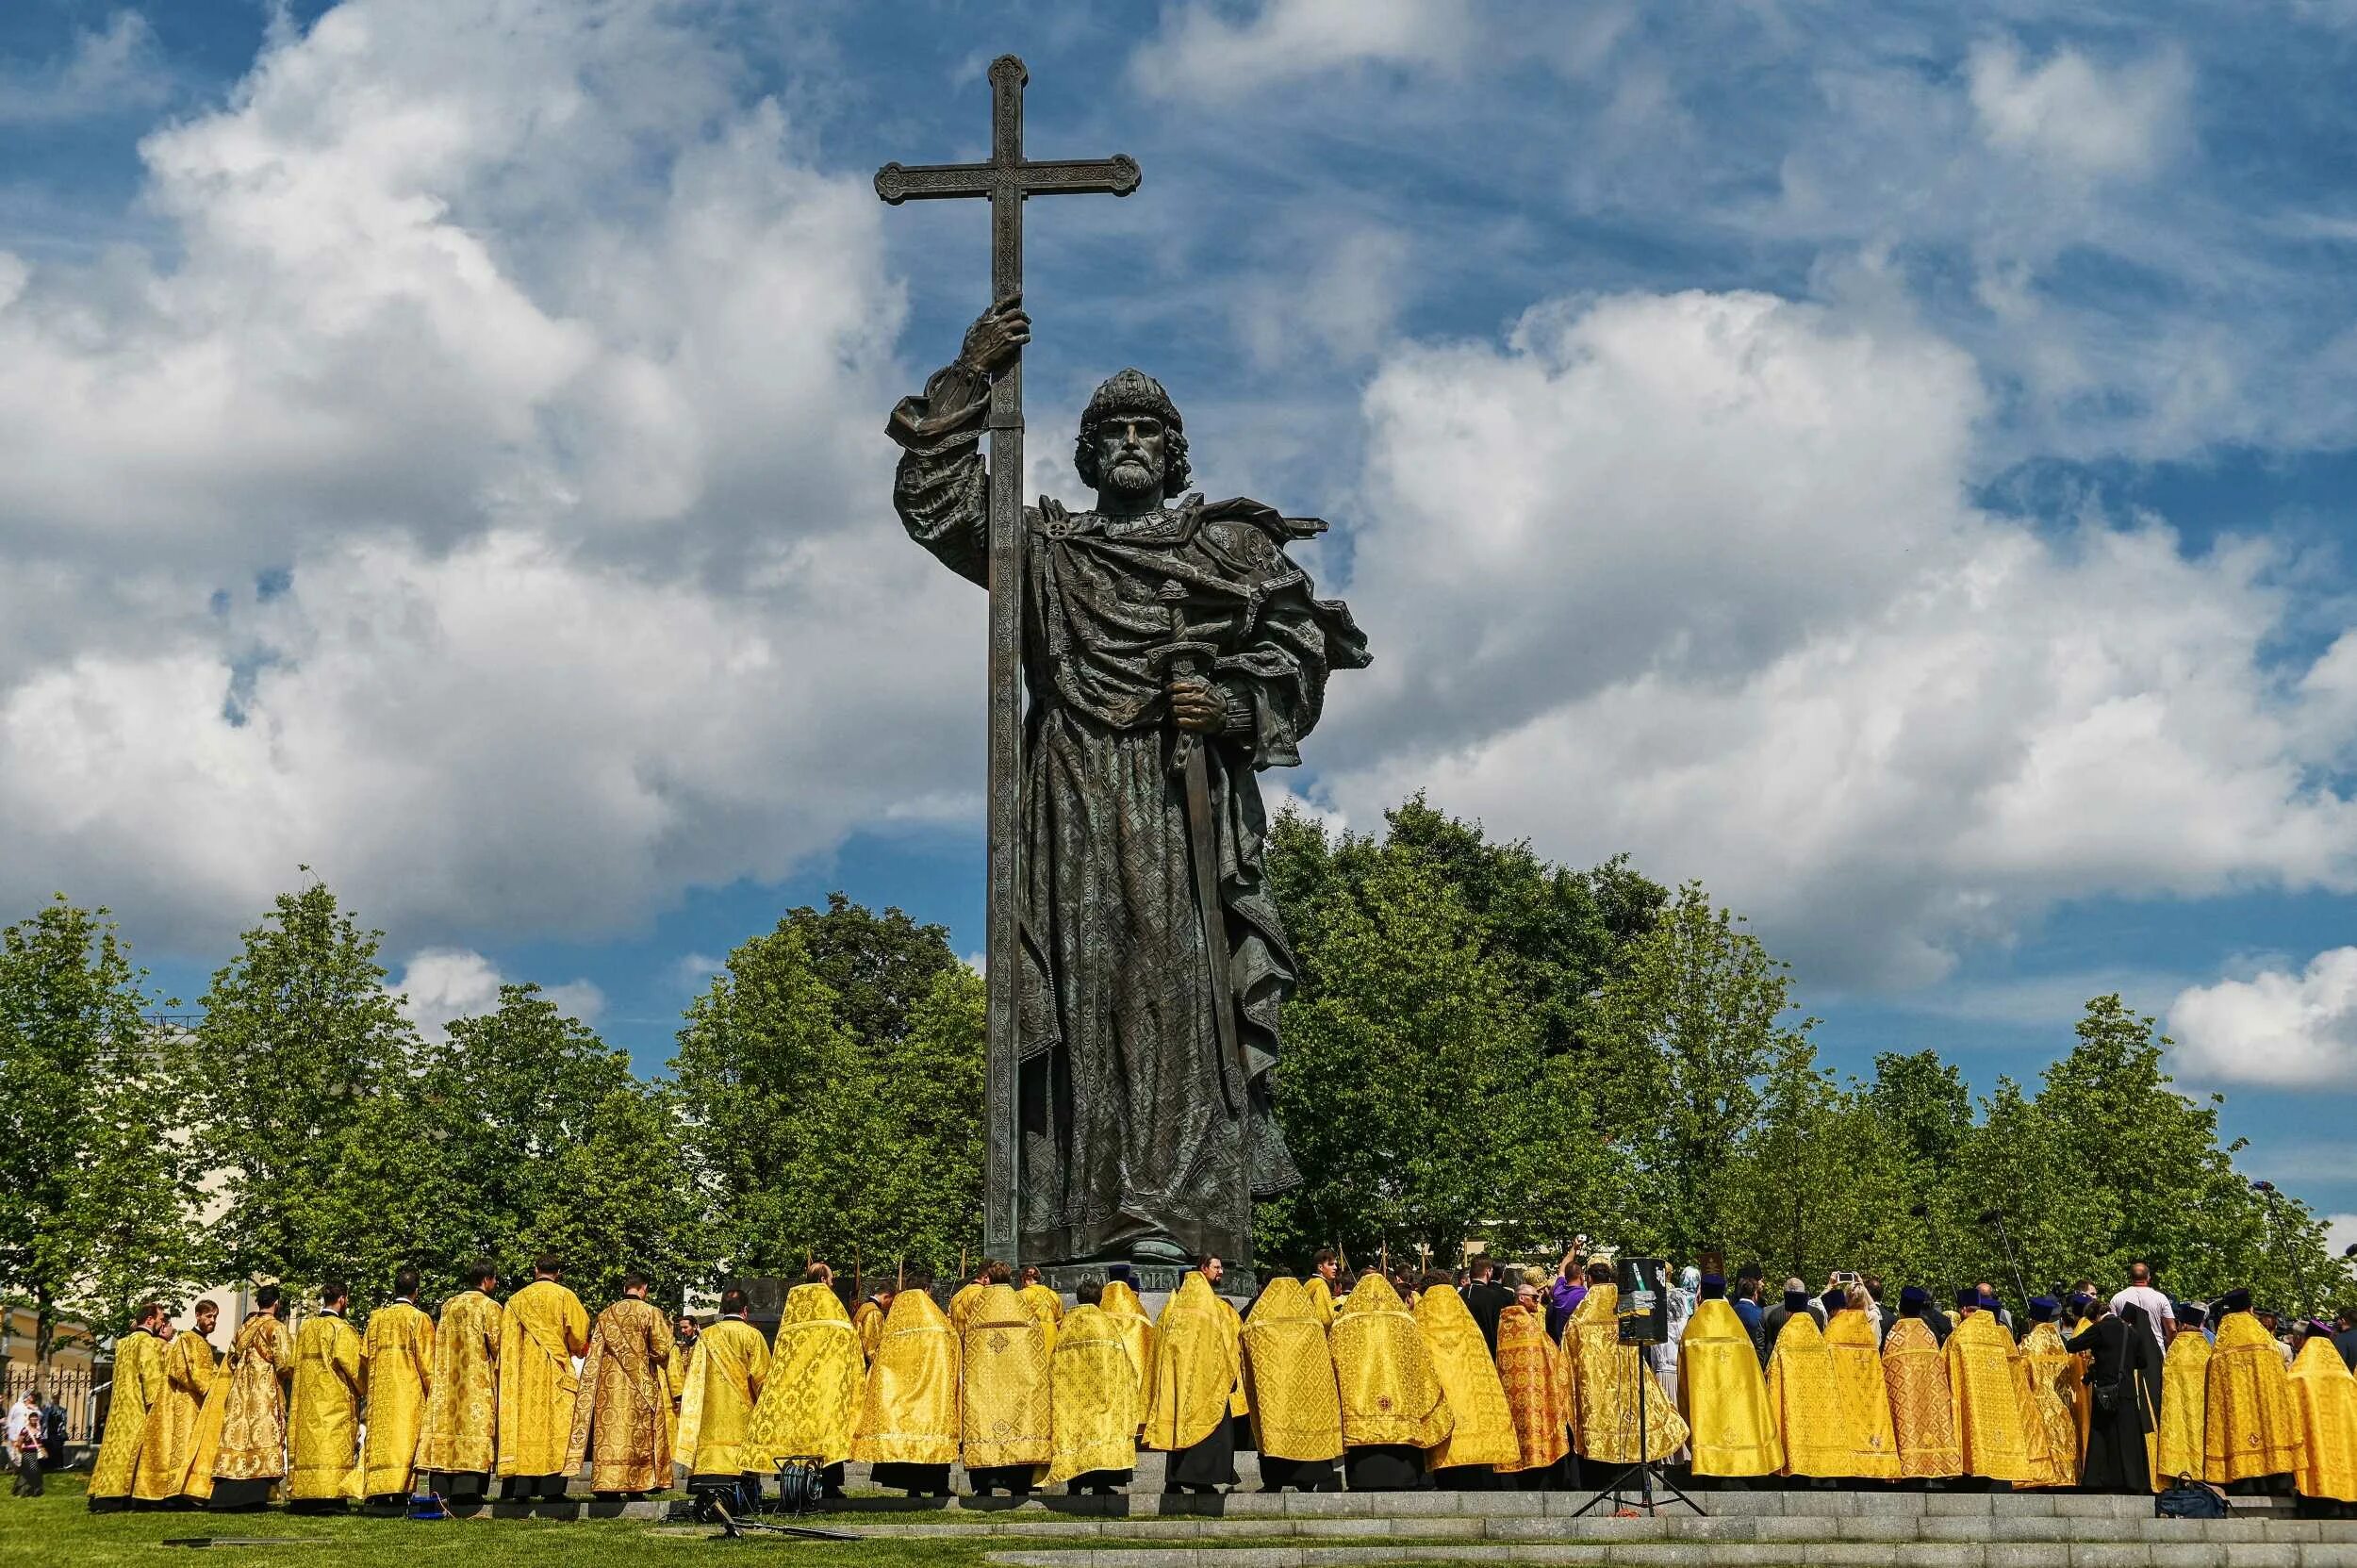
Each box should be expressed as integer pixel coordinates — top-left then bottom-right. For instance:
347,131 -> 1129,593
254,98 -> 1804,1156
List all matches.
5,0 -> 2357,1237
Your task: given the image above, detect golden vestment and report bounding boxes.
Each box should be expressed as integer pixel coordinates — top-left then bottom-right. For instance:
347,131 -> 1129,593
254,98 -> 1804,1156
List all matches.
673,1316 -> 769,1477
416,1289 -> 501,1476
2018,1322 -> 2085,1489
2154,1329 -> 2210,1484
1822,1309 -> 1901,1478
1100,1279 -> 1157,1424
2205,1311 -> 2299,1483
1882,1316 -> 1962,1479
1144,1273 -> 1243,1452
133,1329 -> 217,1502
961,1283 -> 1052,1472
747,1284 -> 865,1471
1045,1304 -> 1139,1484
949,1281 -> 985,1334
1414,1284 -> 1520,1468
1240,1279 -> 1343,1462
564,1296 -> 676,1494
357,1300 -> 433,1497
1943,1312 -> 2034,1481
288,1312 -> 363,1501
1563,1283 -> 1687,1463
1222,1295 -> 1250,1418
1679,1298 -> 1780,1477
850,1288 -> 958,1465
1329,1273 -> 1450,1448
854,1301 -> 886,1363
1020,1283 -> 1065,1338
1494,1304 -> 1572,1474
1767,1312 -> 1852,1477
89,1329 -> 167,1502
2288,1336 -> 2357,1503
1303,1276 -> 1338,1322
190,1313 -> 294,1499
496,1279 -> 589,1478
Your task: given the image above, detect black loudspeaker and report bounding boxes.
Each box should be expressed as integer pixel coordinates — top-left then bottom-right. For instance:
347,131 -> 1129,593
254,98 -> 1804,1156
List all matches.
1616,1256 -> 1669,1345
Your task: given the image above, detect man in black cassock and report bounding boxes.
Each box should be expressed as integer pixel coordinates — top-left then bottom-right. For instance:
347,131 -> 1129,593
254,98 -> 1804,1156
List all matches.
1461,1256 -> 1513,1356
889,300 -> 1370,1268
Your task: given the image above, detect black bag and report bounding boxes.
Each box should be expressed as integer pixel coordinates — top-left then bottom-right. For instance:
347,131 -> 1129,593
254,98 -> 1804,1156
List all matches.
2090,1379 -> 2122,1414
2155,1479 -> 2229,1519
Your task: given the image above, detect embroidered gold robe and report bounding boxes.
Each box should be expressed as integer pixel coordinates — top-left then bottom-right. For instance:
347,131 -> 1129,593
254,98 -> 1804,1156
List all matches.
1019,1282 -> 1065,1340
2288,1336 -> 2357,1503
89,1329 -> 167,1502
1821,1308 -> 1902,1478
850,1288 -> 958,1465
1414,1284 -> 1520,1469
949,1281 -> 985,1334
495,1279 -> 589,1478
1100,1279 -> 1157,1426
747,1284 -> 865,1471
1883,1316 -> 1962,1479
2154,1329 -> 2211,1485
357,1300 -> 433,1497
564,1296 -> 675,1494
1767,1311 -> 1852,1477
133,1328 -> 216,1502
1494,1304 -> 1572,1474
854,1300 -> 887,1364
190,1313 -> 293,1500
672,1316 -> 769,1477
962,1282 -> 1052,1472
1330,1273 -> 1450,1448
1240,1279 -> 1343,1462
1680,1297 -> 1782,1477
416,1288 -> 501,1476
2019,1322 -> 2085,1489
288,1312 -> 363,1501
1562,1283 -> 1687,1463
2205,1310 -> 2299,1483
1046,1304 -> 1140,1484
1944,1311 -> 2034,1481
1145,1274 -> 1243,1453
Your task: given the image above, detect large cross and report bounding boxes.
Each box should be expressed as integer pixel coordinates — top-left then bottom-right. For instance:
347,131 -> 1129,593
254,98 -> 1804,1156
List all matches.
876,57 -> 1140,1271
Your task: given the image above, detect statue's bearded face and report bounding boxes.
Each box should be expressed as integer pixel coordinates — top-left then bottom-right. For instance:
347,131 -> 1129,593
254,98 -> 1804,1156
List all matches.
1092,414 -> 1168,501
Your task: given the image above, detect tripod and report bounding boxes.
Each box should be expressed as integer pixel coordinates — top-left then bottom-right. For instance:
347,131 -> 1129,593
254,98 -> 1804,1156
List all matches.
1572,1330 -> 1704,1517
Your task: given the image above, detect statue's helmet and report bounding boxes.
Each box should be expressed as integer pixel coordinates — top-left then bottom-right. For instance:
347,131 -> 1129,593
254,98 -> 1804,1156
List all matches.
1074,367 -> 1191,493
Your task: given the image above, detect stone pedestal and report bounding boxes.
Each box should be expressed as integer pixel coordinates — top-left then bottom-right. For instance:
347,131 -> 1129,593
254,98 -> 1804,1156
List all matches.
1039,1261 -> 1258,1310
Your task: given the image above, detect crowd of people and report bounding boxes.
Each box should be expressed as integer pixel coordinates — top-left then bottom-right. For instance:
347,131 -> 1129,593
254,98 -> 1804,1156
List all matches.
52,1246 -> 2357,1514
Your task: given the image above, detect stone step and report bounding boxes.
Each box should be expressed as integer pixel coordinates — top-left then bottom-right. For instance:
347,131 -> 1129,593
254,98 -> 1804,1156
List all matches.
826,1489 -> 2298,1521
841,1512 -> 2356,1543
980,1545 -> 2357,1568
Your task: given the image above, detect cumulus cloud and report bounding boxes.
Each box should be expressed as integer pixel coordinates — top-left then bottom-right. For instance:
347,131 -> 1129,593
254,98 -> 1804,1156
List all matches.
1132,0 -> 1474,100
395,947 -> 604,1042
1966,40 -> 2191,181
2168,949 -> 2357,1087
0,10 -> 167,125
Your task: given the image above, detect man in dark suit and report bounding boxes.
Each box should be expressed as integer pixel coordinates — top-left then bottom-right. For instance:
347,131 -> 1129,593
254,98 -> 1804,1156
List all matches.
1460,1255 -> 1513,1355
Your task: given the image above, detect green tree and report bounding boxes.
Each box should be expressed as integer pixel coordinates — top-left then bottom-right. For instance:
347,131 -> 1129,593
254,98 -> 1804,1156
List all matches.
0,899 -> 208,1364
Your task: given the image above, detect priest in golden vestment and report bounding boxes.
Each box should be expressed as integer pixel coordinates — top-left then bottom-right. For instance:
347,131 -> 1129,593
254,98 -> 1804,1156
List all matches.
1017,1266 -> 1065,1340
672,1287 -> 770,1489
853,1287 -> 893,1364
416,1261 -> 502,1501
1145,1271 -> 1244,1494
2204,1289 -> 2299,1486
497,1254 -> 591,1500
850,1282 -> 959,1497
88,1302 -> 169,1510
1100,1273 -> 1157,1427
1944,1291 -> 2036,1482
357,1270 -> 433,1503
1330,1272 -> 1450,1491
134,1299 -> 219,1506
2154,1301 -> 2212,1486
1240,1277 -> 1342,1492
1494,1298 -> 1574,1487
1766,1290 -> 1864,1479
959,1280 -> 1052,1494
950,1263 -> 998,1334
2017,1297 -> 2085,1490
1822,1287 -> 1902,1479
1679,1275 -> 1781,1483
1882,1288 -> 1962,1481
1414,1280 -> 1521,1480
746,1270 -> 865,1499
2287,1323 -> 2357,1507
564,1273 -> 676,1497
1562,1266 -> 1688,1468
1044,1282 -> 1140,1493
190,1285 -> 295,1510
287,1282 -> 363,1508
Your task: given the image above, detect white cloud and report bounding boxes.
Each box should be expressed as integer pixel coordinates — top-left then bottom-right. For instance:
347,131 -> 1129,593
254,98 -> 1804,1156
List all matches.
2327,1214 -> 2357,1259
2167,949 -> 2357,1087
668,952 -> 724,993
395,946 -> 603,1042
1967,40 -> 2191,182
0,10 -> 167,125
1133,0 -> 1474,101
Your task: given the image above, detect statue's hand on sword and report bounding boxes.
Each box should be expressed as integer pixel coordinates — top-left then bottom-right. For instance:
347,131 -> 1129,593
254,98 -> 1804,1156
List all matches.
1167,676 -> 1223,733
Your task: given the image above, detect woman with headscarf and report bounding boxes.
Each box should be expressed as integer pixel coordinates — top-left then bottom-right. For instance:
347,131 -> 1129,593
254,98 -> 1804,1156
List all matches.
2065,1296 -> 2156,1494
1239,1278 -> 1342,1492
1329,1272 -> 1450,1491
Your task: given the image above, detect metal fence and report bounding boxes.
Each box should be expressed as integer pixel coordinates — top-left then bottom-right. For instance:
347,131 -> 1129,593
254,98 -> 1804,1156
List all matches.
5,1364 -> 95,1442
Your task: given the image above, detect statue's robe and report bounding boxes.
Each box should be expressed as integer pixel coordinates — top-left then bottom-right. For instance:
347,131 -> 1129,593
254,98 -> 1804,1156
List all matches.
2288,1336 -> 2357,1505
1944,1311 -> 2036,1481
745,1284 -> 864,1487
415,1289 -> 502,1490
87,1328 -> 166,1510
1680,1297 -> 1781,1477
1241,1279 -> 1342,1489
1882,1316 -> 1963,1479
2205,1310 -> 2299,1484
1144,1274 -> 1244,1490
496,1279 -> 590,1493
1100,1279 -> 1157,1428
133,1329 -> 217,1503
287,1312 -> 363,1503
850,1289 -> 959,1495
890,360 -> 1370,1263
564,1296 -> 676,1495
1562,1285 -> 1687,1464
2019,1321 -> 2085,1489
2155,1329 -> 2212,1486
1413,1284 -> 1520,1474
190,1313 -> 293,1507
1330,1274 -> 1450,1490
672,1317 -> 769,1481
357,1300 -> 433,1499
1046,1304 -> 1141,1489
